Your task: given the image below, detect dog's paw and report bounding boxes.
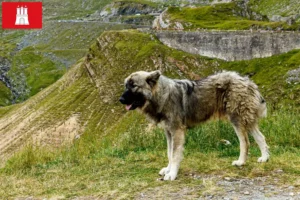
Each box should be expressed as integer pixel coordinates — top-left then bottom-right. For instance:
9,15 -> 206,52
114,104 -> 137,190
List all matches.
159,167 -> 170,176
163,172 -> 177,181
232,160 -> 245,166
257,156 -> 269,163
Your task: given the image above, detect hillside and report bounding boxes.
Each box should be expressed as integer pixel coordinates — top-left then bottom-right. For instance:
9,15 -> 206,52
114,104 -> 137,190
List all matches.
155,2 -> 300,30
0,30 -> 299,198
1,0 -> 300,106
0,0 -> 112,20
0,0 -> 300,198
0,0 -> 144,106
250,0 -> 300,23
2,22 -> 131,103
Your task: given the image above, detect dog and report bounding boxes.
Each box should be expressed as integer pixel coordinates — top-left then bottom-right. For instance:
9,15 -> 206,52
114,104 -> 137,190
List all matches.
119,70 -> 269,181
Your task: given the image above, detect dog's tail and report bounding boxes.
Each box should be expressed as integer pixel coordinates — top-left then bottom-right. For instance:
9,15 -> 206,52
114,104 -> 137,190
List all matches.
258,96 -> 267,118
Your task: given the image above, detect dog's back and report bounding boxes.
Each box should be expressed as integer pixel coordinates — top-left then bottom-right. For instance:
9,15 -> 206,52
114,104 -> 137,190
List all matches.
209,71 -> 266,126
171,71 -> 266,127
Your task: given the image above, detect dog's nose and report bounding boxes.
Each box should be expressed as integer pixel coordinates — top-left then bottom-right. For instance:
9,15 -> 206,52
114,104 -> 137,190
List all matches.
119,96 -> 126,104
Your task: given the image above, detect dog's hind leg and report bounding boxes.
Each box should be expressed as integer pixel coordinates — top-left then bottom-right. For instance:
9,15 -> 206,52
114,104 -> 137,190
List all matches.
232,125 -> 249,166
250,124 -> 270,163
159,130 -> 172,176
163,128 -> 185,181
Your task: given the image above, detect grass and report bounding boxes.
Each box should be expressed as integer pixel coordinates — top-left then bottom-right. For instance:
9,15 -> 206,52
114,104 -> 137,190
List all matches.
0,0 -> 105,21
0,81 -> 12,107
166,3 -> 300,30
0,30 -> 300,198
2,0 -> 299,105
0,31 -> 25,105
0,22 -> 133,103
7,47 -> 67,102
1,108 -> 299,198
221,50 -> 300,106
249,0 -> 300,20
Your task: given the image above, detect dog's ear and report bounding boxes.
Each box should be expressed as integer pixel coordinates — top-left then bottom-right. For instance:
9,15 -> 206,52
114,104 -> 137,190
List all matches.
146,70 -> 161,87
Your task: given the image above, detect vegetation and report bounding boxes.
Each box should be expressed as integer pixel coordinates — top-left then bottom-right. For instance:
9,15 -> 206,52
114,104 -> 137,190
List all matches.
1,108 -> 299,198
114,0 -> 163,8
2,0 -> 299,104
166,2 -> 300,30
0,30 -> 299,198
8,48 -> 67,101
250,0 -> 300,21
0,22 -> 133,103
221,50 -> 300,106
0,81 -> 12,106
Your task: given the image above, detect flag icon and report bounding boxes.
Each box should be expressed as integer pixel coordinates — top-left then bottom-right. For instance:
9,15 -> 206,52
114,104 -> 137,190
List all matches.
2,2 -> 42,29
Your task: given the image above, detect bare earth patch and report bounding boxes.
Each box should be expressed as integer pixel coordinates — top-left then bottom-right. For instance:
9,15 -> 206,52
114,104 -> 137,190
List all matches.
33,114 -> 81,147
136,174 -> 300,200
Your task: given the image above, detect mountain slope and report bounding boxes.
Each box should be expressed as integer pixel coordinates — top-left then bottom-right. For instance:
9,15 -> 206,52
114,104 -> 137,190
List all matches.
0,0 -> 131,105
1,29 -> 299,165
0,30 -> 299,199
250,0 -> 300,22
159,2 -> 299,30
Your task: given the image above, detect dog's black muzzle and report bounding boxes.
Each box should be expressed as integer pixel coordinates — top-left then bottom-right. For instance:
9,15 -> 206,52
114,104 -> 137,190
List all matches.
119,89 -> 133,104
119,89 -> 146,111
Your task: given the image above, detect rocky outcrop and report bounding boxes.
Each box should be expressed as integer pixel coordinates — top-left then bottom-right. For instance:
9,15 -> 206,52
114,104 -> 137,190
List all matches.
92,1 -> 163,25
0,57 -> 11,90
101,2 -> 161,16
286,67 -> 300,84
270,15 -> 298,25
151,0 -> 233,5
155,31 -> 300,61
152,1 -> 267,30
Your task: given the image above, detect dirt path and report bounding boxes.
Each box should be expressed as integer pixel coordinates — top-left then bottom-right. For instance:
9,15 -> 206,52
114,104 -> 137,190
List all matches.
136,174 -> 300,200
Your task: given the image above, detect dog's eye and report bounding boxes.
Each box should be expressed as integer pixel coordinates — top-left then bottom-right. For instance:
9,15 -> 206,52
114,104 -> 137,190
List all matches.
126,80 -> 137,88
128,80 -> 134,86
129,80 -> 138,87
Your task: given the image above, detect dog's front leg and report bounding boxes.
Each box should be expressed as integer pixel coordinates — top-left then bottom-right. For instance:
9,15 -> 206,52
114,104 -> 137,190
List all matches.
159,130 -> 172,176
164,128 -> 185,181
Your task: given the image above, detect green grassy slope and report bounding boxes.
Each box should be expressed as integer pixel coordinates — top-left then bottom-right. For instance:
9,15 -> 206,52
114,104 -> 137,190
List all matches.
250,0 -> 300,21
2,0 -> 298,105
0,22 -> 132,103
0,31 -> 24,106
0,0 -> 112,20
221,50 -> 300,106
0,0 -> 133,105
165,2 -> 299,30
0,30 -> 299,198
0,81 -> 12,106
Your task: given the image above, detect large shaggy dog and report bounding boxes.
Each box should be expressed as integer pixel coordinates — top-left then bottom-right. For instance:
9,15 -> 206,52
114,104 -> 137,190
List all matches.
119,70 -> 269,181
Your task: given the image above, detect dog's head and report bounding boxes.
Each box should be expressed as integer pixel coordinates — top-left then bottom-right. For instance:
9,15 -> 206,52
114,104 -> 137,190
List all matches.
119,70 -> 161,111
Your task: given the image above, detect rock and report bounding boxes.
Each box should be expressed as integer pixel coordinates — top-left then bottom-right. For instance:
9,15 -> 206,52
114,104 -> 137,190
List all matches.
286,67 -> 300,84
259,186 -> 264,191
95,1 -> 163,24
270,14 -> 296,25
244,191 -> 250,195
174,22 -> 184,30
275,169 -> 284,173
270,15 -> 282,22
289,192 -> 294,196
221,139 -> 231,146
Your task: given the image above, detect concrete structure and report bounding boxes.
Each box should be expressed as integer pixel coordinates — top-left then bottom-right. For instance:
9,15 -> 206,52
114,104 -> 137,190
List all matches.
155,30 -> 300,61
